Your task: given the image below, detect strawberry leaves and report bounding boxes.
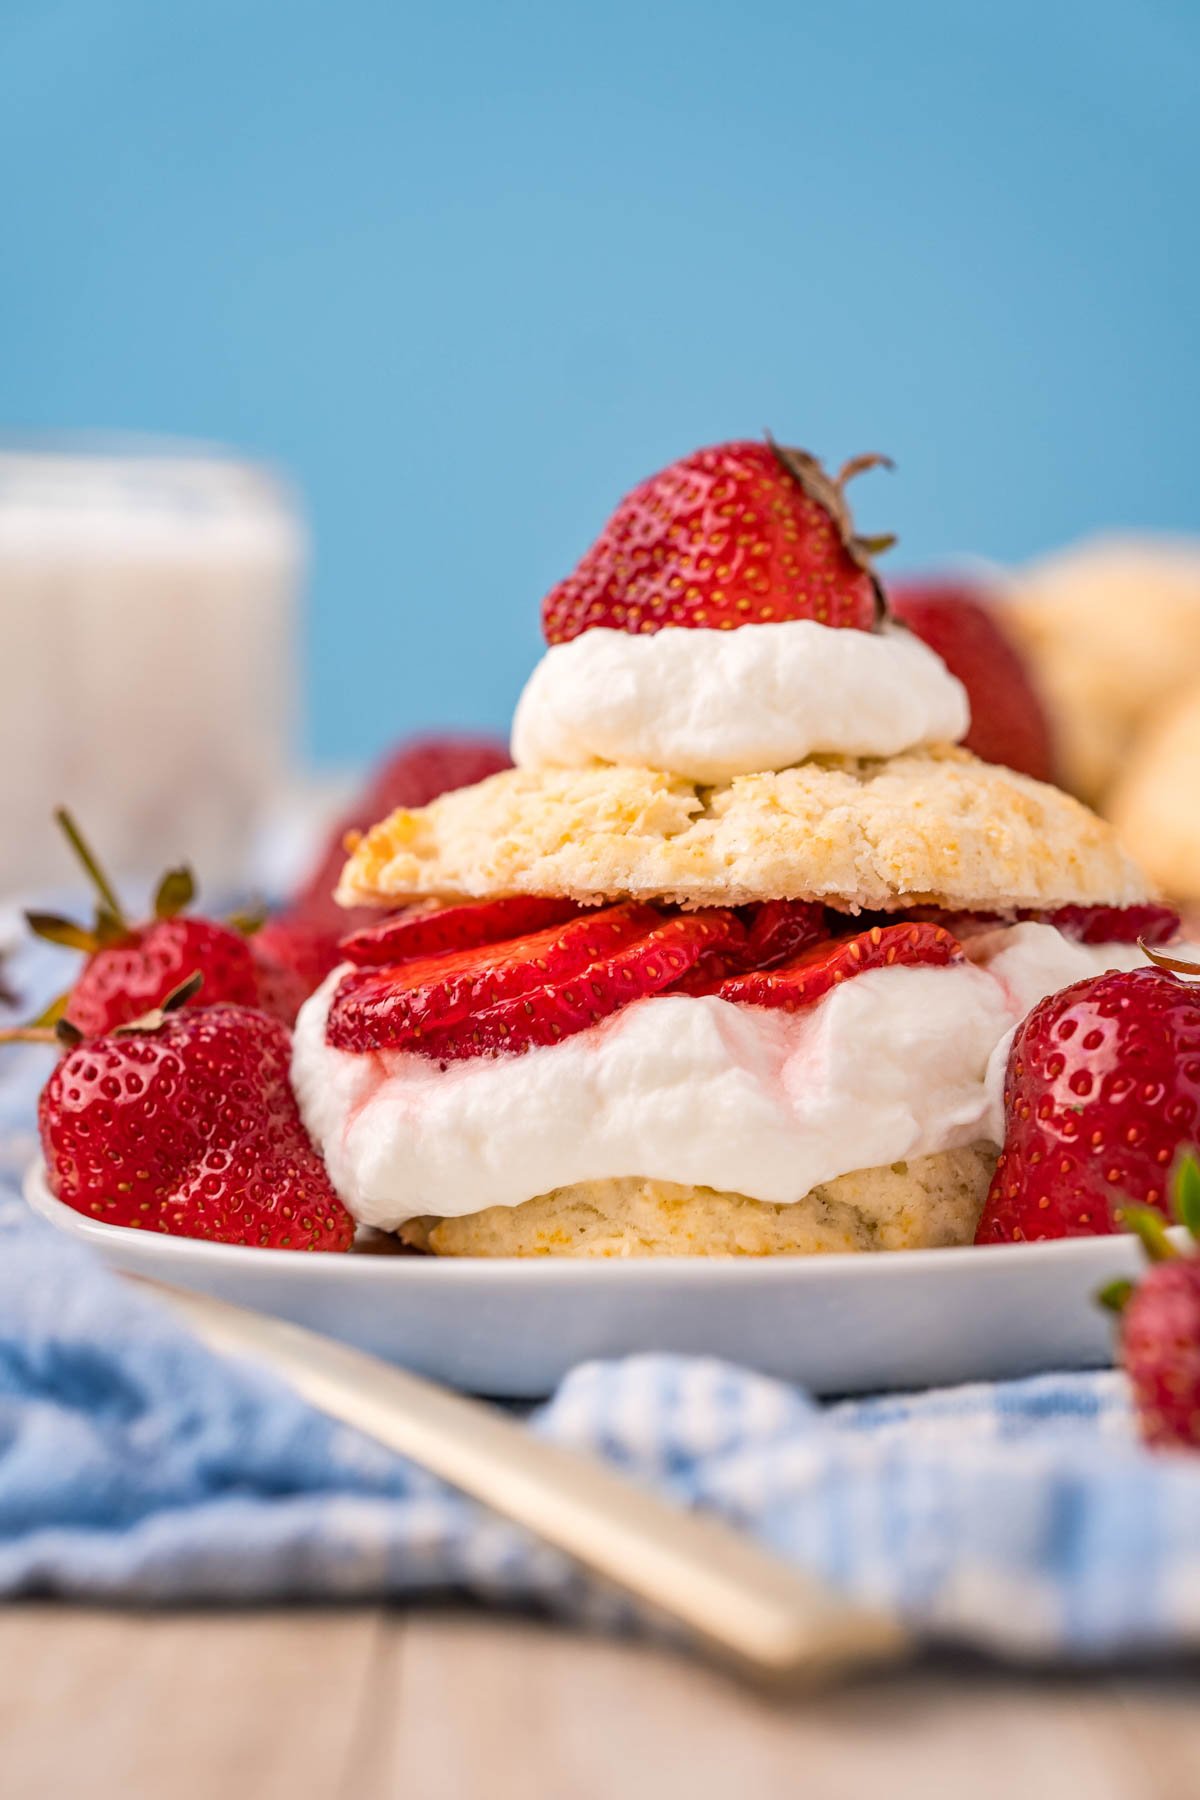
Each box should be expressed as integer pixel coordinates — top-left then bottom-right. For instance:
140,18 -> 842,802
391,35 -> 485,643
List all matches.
24,913 -> 101,954
766,436 -> 895,619
25,810 -> 135,955
12,812 -> 291,1039
153,865 -> 196,920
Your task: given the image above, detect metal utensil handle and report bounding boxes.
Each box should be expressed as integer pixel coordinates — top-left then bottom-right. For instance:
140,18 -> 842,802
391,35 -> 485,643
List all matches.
130,1275 -> 908,1685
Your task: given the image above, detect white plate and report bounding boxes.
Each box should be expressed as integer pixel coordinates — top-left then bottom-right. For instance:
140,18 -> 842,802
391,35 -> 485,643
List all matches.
23,1161 -> 1156,1398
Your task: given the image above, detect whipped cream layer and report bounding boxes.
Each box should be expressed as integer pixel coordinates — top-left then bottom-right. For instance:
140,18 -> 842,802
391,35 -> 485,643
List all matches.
293,924 -> 1147,1231
510,620 -> 970,782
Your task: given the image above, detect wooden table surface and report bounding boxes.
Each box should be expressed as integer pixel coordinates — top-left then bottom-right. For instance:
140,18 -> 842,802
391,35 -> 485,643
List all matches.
2,1606 -> 1198,1799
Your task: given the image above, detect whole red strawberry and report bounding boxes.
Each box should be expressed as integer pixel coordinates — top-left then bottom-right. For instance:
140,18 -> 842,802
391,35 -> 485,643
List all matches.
64,913 -> 265,1036
976,960 -> 1200,1245
888,577 -> 1056,783
250,913 -> 345,1024
40,984 -> 354,1250
26,810 -> 301,1035
1100,1156 -> 1200,1450
542,439 -> 894,644
292,734 -> 511,931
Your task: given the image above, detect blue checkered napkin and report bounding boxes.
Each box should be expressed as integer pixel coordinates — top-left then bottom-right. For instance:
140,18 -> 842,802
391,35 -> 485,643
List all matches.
3,926 -> 1200,1658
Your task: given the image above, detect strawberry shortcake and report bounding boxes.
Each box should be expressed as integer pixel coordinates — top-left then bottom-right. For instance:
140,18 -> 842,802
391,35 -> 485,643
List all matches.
293,440 -> 1174,1257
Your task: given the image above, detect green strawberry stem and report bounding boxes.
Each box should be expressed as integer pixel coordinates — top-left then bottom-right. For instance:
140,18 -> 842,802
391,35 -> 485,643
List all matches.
153,865 -> 196,920
0,984 -> 73,1047
1120,1205 -> 1178,1263
54,807 -> 128,930
765,435 -> 895,625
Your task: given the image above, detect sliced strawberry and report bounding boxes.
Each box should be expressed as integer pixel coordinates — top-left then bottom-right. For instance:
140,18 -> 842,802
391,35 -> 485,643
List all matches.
416,910 -> 743,1060
666,948 -> 748,997
667,901 -> 823,996
340,896 -> 583,967
716,922 -> 962,1012
864,905 -> 1002,938
329,903 -> 660,1049
851,902 -> 1180,949
326,906 -> 742,1057
742,900 -> 829,968
1039,903 -> 1180,946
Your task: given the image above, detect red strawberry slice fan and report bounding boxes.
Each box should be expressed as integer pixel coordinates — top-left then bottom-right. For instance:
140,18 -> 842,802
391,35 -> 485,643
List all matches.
326,897 -> 967,1060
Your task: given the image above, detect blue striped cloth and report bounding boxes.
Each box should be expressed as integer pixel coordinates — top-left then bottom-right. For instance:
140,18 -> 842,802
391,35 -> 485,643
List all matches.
3,919 -> 1200,1659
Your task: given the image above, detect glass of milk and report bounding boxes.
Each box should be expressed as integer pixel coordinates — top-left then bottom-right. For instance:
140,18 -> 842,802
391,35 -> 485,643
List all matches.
0,436 -> 305,896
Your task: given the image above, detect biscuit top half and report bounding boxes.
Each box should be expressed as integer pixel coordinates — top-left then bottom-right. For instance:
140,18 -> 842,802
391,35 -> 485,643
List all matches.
337,750 -> 1151,916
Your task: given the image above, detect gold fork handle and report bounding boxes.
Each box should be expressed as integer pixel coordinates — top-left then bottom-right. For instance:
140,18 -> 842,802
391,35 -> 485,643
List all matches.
130,1274 -> 908,1686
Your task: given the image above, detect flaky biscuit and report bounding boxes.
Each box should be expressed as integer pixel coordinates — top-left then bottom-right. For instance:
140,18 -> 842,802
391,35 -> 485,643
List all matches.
337,748 -> 1149,914
1004,535 -> 1200,806
1108,677 -> 1200,901
397,1148 -> 996,1257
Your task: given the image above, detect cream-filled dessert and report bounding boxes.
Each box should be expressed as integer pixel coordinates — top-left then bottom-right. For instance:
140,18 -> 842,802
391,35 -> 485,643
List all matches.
293,925 -> 1154,1251
296,438 -> 1173,1257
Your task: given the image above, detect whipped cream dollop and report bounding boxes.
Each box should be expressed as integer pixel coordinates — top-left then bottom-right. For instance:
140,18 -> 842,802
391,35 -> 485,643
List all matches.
292,924 -> 1148,1230
510,620 -> 970,783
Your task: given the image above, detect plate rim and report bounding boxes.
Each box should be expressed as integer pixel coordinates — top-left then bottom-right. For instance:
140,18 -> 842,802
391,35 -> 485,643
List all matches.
21,1157 -> 1152,1286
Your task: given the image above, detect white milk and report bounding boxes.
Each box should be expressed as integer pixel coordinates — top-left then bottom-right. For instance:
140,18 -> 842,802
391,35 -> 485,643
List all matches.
0,440 -> 305,894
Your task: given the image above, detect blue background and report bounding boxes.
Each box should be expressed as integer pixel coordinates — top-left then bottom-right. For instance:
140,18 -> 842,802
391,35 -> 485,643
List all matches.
3,0 -> 1197,764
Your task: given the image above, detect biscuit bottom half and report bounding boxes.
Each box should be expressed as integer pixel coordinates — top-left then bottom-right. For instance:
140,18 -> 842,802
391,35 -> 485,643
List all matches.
397,1145 -> 997,1258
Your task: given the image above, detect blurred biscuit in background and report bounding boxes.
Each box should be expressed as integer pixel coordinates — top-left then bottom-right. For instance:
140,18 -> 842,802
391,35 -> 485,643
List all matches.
1004,536 -> 1200,809
1108,677 -> 1200,903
